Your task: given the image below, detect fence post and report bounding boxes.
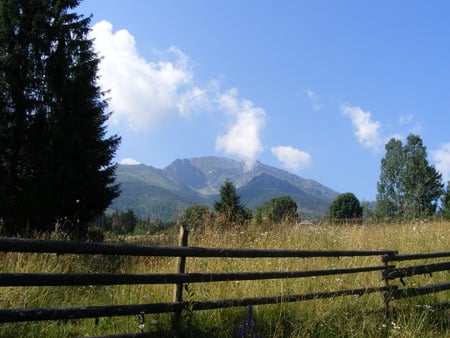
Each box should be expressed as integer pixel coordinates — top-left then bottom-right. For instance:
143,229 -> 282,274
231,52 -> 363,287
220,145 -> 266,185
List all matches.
172,223 -> 189,326
381,253 -> 395,317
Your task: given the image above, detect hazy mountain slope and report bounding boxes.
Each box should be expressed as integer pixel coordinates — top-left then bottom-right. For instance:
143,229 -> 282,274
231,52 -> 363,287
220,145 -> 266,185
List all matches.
116,164 -> 180,191
112,164 -> 210,220
111,157 -> 339,221
166,156 -> 337,201
237,173 -> 331,218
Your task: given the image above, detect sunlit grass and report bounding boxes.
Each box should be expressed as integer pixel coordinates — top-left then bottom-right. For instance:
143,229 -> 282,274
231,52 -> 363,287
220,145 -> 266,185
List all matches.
0,220 -> 448,337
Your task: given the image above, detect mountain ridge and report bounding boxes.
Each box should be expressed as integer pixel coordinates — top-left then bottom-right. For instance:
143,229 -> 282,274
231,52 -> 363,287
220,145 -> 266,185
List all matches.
111,156 -> 339,221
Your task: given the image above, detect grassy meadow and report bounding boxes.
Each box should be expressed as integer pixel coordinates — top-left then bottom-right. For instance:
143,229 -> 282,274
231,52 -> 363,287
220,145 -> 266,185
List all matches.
0,220 -> 448,337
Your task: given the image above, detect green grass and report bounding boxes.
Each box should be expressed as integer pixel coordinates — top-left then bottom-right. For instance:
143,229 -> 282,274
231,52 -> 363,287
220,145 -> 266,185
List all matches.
0,221 -> 448,337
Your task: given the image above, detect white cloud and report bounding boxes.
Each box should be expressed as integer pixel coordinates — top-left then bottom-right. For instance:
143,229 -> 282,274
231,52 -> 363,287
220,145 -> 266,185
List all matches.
305,89 -> 323,111
341,105 -> 383,151
119,158 -> 141,165
91,21 -> 270,167
305,89 -> 317,100
431,143 -> 450,182
90,21 -> 208,131
271,146 -> 311,171
216,88 -> 266,170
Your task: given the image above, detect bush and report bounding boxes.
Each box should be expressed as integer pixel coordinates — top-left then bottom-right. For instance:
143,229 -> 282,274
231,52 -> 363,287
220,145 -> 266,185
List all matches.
86,225 -> 105,242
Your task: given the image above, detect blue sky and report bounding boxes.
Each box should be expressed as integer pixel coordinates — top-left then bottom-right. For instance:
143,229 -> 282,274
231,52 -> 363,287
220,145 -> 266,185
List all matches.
78,1 -> 450,201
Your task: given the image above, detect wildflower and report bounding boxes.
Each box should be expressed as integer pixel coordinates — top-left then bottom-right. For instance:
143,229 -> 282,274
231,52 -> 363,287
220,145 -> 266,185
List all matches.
237,305 -> 263,338
391,321 -> 402,330
415,304 -> 434,312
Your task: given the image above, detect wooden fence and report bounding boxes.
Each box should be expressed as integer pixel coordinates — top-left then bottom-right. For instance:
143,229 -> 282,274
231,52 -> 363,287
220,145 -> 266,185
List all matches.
0,225 -> 449,336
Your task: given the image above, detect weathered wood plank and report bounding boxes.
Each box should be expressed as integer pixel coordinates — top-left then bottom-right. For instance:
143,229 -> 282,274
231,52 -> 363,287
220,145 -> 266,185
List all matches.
0,237 -> 398,258
383,252 -> 450,262
383,261 -> 450,280
0,265 -> 388,286
392,282 -> 450,299
0,286 -> 391,323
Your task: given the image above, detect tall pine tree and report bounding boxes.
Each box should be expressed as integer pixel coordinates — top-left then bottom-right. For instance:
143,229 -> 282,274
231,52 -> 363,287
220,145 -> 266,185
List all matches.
213,179 -> 250,226
0,0 -> 120,237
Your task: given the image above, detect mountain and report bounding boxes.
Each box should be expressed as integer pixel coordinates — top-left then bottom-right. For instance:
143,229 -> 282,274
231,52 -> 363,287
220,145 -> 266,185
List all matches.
110,156 -> 339,221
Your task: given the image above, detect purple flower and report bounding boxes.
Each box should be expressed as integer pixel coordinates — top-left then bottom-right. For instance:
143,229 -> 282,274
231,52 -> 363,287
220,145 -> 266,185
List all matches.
237,305 -> 263,338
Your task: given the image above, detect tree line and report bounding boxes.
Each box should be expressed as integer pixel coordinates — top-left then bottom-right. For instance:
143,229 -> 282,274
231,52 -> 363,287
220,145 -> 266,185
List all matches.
180,133 -> 450,228
327,134 -> 449,224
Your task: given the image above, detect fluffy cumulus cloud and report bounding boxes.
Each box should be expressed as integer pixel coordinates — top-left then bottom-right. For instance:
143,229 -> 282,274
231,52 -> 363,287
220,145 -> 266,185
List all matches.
91,21 -> 267,167
271,146 -> 311,171
119,158 -> 141,165
216,89 -> 266,170
431,143 -> 450,182
341,105 -> 383,151
90,21 -> 207,131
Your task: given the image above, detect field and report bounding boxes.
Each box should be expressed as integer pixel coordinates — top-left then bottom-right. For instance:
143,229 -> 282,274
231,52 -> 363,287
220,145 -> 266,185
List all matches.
0,220 -> 448,337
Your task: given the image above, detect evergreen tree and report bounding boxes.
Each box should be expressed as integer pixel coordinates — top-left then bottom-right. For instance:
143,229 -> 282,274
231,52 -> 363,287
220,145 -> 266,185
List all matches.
402,135 -> 443,218
112,209 -> 137,234
0,0 -> 120,236
213,179 -> 250,226
375,134 -> 443,220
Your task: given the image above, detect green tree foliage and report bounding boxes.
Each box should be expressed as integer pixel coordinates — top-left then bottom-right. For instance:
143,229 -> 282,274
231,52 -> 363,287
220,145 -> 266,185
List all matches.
181,204 -> 211,230
327,192 -> 362,224
257,195 -> 298,224
375,138 -> 404,219
360,201 -> 376,223
213,179 -> 251,226
111,209 -> 137,234
440,182 -> 450,220
375,134 -> 443,220
0,0 -> 120,237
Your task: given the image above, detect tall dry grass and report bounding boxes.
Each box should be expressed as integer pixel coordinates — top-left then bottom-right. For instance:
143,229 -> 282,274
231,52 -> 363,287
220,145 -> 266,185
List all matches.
0,220 -> 448,337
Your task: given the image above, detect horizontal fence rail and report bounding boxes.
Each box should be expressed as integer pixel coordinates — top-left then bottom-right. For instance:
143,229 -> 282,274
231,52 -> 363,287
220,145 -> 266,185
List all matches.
392,282 -> 450,299
0,229 -> 448,335
383,262 -> 450,280
0,265 -> 389,287
0,237 -> 397,258
0,287 -> 391,323
383,251 -> 450,262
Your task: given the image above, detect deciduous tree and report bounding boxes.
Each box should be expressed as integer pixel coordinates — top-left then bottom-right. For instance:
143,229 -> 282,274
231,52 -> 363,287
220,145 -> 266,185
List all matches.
375,138 -> 404,219
375,134 -> 443,220
327,192 -> 362,224
440,182 -> 450,220
259,195 -> 298,224
181,204 -> 211,230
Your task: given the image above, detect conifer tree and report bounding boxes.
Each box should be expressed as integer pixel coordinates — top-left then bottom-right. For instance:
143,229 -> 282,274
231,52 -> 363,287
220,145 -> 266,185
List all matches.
213,179 -> 250,225
0,0 -> 120,236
